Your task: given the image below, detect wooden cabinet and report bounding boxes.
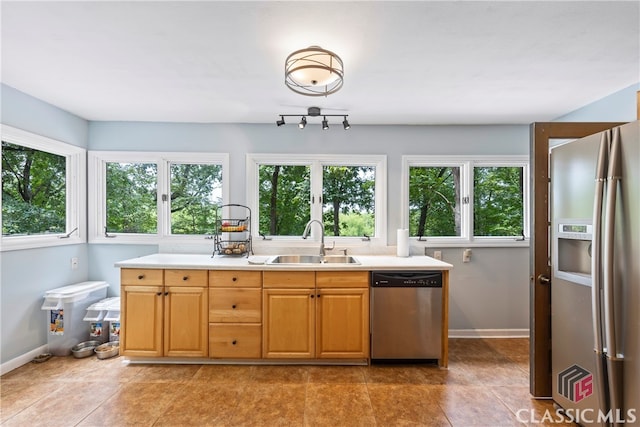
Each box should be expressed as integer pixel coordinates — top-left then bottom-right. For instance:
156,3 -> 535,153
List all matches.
263,288 -> 316,358
121,268 -> 208,358
262,271 -> 369,359
208,270 -> 262,358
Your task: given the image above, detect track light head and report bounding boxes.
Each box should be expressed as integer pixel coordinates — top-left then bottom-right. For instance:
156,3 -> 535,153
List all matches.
298,116 -> 307,129
322,116 -> 329,130
276,116 -> 285,126
342,116 -> 350,130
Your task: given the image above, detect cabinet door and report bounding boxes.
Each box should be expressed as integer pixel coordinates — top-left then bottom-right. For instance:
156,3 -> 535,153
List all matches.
164,286 -> 208,357
316,288 -> 370,359
121,285 -> 164,357
263,289 -> 314,358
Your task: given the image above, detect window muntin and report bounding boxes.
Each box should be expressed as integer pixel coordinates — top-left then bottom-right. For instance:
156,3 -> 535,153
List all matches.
247,154 -> 387,245
1,125 -> 85,251
403,155 -> 528,245
89,152 -> 228,243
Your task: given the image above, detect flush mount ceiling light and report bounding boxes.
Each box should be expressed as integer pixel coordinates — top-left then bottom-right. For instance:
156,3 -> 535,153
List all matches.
285,46 -> 344,97
276,107 -> 350,130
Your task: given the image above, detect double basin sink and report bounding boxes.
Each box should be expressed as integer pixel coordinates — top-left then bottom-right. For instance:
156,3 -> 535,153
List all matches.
267,255 -> 360,265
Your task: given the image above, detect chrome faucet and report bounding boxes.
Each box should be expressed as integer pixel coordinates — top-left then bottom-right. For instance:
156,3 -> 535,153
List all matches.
302,219 -> 332,256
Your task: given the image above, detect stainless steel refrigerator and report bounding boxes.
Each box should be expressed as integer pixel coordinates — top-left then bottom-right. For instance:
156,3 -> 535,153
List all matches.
550,121 -> 639,426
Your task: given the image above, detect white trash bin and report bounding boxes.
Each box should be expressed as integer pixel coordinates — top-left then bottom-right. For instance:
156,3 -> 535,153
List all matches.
41,281 -> 109,356
83,297 -> 120,344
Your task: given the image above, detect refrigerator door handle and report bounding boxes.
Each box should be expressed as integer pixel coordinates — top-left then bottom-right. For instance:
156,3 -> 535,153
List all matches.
603,126 -> 624,423
592,129 -> 609,355
591,129 -> 610,417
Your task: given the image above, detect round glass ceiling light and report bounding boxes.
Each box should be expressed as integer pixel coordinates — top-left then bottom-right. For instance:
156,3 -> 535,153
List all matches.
285,46 -> 344,97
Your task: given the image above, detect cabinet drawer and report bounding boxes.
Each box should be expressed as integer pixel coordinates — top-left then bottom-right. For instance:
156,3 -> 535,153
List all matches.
209,270 -> 262,288
121,269 -> 164,286
165,269 -> 208,287
209,324 -> 262,358
209,288 -> 261,323
316,271 -> 369,288
263,271 -> 315,288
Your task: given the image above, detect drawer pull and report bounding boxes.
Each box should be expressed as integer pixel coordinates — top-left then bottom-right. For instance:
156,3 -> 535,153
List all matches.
232,304 -> 237,309
138,275 -> 145,280
232,277 -> 237,282
164,291 -> 169,296
182,276 -> 188,281
310,295 -> 314,299
156,292 -> 162,296
232,340 -> 237,345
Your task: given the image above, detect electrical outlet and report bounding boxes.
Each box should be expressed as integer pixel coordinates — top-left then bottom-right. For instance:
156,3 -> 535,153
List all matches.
71,257 -> 79,270
463,248 -> 472,263
433,250 -> 442,260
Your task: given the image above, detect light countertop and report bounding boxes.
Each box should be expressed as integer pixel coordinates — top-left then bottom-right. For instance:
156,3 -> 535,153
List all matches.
115,253 -> 453,271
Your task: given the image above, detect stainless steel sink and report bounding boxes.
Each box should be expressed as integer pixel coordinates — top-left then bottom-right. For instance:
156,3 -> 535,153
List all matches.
267,255 -> 360,265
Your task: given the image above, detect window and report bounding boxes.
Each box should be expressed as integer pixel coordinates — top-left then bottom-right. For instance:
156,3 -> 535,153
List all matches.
403,156 -> 528,246
247,154 -> 386,245
1,125 -> 85,251
88,152 -> 228,243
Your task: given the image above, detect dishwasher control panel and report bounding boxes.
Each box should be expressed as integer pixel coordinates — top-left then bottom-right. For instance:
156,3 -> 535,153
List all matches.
371,271 -> 442,287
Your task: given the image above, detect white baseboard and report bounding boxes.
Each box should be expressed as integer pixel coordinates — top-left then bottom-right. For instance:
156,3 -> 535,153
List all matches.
449,329 -> 529,338
0,344 -> 49,376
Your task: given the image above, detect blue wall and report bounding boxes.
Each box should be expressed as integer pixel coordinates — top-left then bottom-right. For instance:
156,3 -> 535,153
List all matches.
1,84 -> 90,363
554,82 -> 639,122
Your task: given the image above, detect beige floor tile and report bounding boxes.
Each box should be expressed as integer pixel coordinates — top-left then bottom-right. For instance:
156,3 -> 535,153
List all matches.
191,364 -> 255,383
0,379 -> 65,423
250,365 -> 309,384
307,365 -> 366,383
229,383 -> 306,426
76,382 -> 183,426
304,383 -> 376,426
153,382 -> 245,426
368,383 -> 452,426
364,364 -> 430,384
126,363 -> 202,383
430,384 -> 526,426
2,381 -> 120,427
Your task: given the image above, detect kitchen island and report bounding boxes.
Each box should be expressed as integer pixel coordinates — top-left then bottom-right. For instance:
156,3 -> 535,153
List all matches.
115,254 -> 452,367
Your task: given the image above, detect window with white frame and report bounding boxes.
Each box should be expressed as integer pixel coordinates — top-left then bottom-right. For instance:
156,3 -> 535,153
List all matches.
1,125 -> 85,251
88,151 -> 228,243
402,155 -> 529,245
246,154 -> 387,245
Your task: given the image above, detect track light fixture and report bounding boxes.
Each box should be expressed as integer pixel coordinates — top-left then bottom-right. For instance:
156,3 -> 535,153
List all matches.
276,107 -> 350,130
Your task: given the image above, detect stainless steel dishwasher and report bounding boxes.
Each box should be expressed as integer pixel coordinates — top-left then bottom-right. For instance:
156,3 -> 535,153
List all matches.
370,271 -> 442,361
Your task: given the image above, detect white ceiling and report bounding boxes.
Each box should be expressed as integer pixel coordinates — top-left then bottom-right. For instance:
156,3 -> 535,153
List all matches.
1,1 -> 639,125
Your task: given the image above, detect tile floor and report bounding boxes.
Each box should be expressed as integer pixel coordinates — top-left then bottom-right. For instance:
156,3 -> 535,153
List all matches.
1,338 -> 573,426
